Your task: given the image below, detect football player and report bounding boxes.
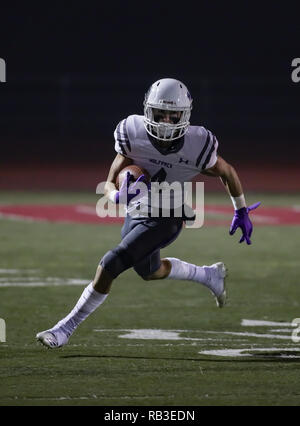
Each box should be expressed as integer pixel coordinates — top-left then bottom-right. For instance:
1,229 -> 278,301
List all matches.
36,78 -> 260,348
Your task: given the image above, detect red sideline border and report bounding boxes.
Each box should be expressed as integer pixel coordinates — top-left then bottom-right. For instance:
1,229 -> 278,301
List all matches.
0,204 -> 300,226
1,163 -> 300,192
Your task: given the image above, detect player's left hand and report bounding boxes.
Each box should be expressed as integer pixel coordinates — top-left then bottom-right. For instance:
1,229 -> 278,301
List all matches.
229,202 -> 261,245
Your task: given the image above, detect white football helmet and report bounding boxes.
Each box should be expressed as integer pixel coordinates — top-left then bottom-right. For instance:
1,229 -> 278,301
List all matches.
143,78 -> 193,143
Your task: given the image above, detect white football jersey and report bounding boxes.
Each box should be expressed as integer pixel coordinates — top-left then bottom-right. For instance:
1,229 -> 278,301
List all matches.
114,114 -> 219,215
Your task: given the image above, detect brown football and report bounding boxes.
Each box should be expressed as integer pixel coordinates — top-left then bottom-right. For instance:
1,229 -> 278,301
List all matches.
116,165 -> 150,190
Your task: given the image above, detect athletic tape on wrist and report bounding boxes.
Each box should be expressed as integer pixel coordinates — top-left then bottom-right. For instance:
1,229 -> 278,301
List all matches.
230,194 -> 246,210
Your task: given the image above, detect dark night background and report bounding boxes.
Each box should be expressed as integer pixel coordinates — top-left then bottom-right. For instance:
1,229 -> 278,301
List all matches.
0,1 -> 299,189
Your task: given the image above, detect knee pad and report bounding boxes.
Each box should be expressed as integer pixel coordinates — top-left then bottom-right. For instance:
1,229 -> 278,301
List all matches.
100,246 -> 133,279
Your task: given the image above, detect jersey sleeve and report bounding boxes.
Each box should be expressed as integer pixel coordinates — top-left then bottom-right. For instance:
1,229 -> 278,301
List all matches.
114,118 -> 132,157
195,128 -> 219,170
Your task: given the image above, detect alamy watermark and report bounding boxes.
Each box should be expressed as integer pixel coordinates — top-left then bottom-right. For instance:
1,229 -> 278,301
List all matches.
96,181 -> 204,229
0,58 -> 6,82
291,318 -> 300,343
291,58 -> 300,83
0,318 -> 6,342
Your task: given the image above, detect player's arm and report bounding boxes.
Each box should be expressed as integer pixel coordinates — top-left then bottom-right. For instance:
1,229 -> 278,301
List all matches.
201,155 -> 243,200
104,154 -> 133,201
202,155 -> 261,245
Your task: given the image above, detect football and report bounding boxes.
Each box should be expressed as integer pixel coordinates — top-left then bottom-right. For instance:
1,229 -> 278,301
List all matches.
116,165 -> 150,189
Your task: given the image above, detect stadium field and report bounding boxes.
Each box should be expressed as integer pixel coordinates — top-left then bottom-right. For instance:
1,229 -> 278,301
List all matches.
1,190 -> 300,406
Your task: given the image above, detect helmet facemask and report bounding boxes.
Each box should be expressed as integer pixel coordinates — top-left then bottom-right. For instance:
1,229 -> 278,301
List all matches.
144,105 -> 191,143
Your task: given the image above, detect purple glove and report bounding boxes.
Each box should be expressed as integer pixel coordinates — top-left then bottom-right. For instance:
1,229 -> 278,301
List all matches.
115,171 -> 149,205
229,202 -> 261,245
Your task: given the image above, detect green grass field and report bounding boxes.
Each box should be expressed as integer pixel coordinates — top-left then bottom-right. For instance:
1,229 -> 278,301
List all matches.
1,191 -> 300,406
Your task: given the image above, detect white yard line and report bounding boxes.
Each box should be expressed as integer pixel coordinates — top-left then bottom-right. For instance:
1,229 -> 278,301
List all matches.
0,269 -> 39,274
199,347 -> 300,358
0,278 -> 89,287
206,330 -> 291,340
93,328 -> 292,342
6,394 -> 172,402
0,212 -> 44,222
242,319 -> 292,327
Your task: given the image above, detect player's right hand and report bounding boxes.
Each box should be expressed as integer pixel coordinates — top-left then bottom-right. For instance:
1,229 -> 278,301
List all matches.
115,171 -> 149,205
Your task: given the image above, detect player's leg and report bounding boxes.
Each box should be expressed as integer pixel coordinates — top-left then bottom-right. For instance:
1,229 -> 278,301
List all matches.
131,216 -> 183,280
140,257 -> 226,308
36,216 -> 183,348
135,241 -> 227,307
36,266 -> 114,349
163,257 -> 227,308
36,216 -> 138,348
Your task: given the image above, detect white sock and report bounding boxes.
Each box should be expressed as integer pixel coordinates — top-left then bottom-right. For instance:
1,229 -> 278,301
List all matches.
51,283 -> 108,336
165,257 -> 213,290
